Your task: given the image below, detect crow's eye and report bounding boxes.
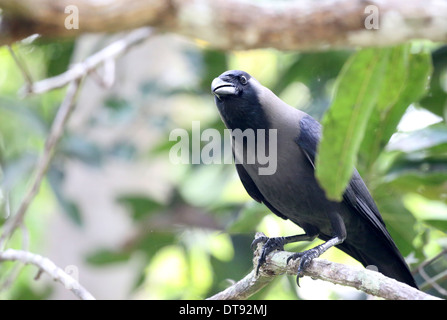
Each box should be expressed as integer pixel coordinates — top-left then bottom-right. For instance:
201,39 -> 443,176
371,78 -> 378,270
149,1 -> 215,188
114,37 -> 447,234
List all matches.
240,75 -> 248,85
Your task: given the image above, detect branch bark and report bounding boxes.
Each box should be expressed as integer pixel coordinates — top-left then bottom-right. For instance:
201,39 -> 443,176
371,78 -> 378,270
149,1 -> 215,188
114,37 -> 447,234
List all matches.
0,0 -> 447,50
0,249 -> 95,300
207,233 -> 442,300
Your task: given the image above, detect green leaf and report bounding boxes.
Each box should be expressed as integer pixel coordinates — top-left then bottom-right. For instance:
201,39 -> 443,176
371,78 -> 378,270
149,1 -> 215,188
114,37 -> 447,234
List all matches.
85,232 -> 176,266
387,123 -> 447,154
117,195 -> 164,221
419,45 -> 447,118
383,147 -> 447,202
59,134 -> 103,167
40,39 -> 75,78
0,97 -> 48,143
375,194 -> 420,257
376,45 -> 410,111
136,232 -> 177,257
179,166 -> 230,207
47,165 -> 83,226
227,202 -> 268,233
1,153 -> 37,191
403,193 -> 447,230
85,249 -> 131,265
273,51 -> 349,94
361,47 -> 432,170
199,49 -> 228,92
316,48 -> 389,201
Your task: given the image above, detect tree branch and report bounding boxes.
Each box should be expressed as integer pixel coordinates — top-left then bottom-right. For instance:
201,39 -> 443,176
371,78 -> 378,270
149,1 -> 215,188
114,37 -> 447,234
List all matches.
0,25 -> 159,299
22,27 -> 154,96
416,248 -> 447,296
0,249 -> 95,300
0,26 -> 154,247
0,0 -> 446,50
0,79 -> 81,248
207,233 -> 441,300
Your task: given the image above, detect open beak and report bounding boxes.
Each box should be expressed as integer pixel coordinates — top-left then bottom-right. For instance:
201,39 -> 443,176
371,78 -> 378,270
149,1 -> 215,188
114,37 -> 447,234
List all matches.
211,77 -> 236,98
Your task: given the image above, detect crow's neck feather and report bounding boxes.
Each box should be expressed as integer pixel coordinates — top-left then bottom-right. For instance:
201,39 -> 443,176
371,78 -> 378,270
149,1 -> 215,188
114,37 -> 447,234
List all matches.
217,97 -> 270,132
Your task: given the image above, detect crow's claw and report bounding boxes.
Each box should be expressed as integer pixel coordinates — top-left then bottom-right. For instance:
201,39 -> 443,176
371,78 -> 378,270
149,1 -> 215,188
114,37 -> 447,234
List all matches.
251,236 -> 268,250
252,236 -> 286,276
287,247 -> 320,286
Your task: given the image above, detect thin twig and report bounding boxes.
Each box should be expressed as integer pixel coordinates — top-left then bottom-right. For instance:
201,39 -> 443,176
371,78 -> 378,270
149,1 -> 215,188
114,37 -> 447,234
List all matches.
21,27 -> 154,96
0,27 -> 157,299
4,191 -> 10,219
0,79 -> 81,249
0,249 -> 95,300
90,58 -> 116,89
417,248 -> 447,296
7,45 -> 33,92
0,223 -> 30,292
1,27 -> 156,247
420,267 -> 447,297
417,248 -> 447,270
207,233 -> 442,300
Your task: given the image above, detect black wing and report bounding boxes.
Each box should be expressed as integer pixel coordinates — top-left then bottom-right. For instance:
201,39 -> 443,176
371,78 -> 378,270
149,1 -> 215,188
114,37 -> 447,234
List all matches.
295,115 -> 417,288
295,115 -> 386,230
234,162 -> 289,220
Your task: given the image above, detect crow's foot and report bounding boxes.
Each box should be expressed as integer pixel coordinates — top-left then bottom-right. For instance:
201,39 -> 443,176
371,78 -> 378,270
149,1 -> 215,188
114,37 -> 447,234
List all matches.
251,236 -> 286,276
287,247 -> 321,286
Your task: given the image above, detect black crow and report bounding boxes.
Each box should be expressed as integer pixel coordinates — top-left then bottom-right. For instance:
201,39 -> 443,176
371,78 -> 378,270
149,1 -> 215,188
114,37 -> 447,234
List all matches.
211,70 -> 417,288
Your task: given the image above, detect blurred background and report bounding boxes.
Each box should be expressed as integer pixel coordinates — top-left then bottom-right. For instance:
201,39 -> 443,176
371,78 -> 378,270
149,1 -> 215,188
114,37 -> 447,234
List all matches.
0,30 -> 446,300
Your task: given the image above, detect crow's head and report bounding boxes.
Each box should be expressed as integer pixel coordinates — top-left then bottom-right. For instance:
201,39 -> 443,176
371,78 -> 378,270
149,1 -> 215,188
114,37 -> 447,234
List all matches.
211,70 -> 255,100
211,70 -> 267,130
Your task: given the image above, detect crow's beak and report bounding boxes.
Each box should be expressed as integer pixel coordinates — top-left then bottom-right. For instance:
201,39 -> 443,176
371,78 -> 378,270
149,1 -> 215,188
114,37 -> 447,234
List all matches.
211,77 -> 236,98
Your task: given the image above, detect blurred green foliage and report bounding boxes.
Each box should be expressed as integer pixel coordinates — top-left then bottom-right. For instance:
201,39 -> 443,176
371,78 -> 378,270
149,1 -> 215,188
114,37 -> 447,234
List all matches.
0,35 -> 446,300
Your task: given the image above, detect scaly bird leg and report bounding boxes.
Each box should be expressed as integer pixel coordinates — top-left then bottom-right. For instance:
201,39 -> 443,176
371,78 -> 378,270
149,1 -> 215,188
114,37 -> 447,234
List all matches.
287,236 -> 344,286
287,212 -> 347,286
251,233 -> 318,276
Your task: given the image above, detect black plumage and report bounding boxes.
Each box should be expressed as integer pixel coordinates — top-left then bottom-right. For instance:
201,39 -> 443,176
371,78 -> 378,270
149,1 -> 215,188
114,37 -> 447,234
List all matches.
211,70 -> 417,288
